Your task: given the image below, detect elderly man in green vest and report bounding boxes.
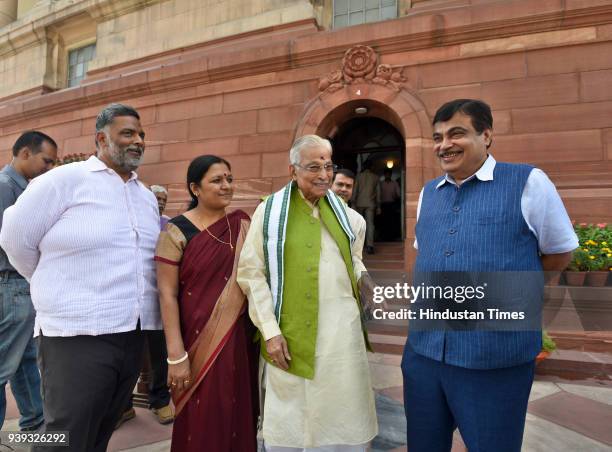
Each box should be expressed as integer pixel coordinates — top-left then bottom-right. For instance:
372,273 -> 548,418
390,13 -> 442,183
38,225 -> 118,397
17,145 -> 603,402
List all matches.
238,135 -> 378,451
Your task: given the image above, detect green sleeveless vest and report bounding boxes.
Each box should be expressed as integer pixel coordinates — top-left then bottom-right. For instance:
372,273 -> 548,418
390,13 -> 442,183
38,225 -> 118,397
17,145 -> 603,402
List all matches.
260,187 -> 372,379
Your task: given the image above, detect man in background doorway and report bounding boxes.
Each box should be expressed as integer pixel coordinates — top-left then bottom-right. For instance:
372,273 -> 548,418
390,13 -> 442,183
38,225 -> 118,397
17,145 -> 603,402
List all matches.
353,160 -> 379,254
331,168 -> 356,204
379,169 -> 401,241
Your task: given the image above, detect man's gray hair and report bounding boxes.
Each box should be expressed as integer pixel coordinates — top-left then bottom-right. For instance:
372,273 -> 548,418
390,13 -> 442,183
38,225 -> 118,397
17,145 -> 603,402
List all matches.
95,103 -> 140,133
95,103 -> 140,149
289,135 -> 332,165
150,185 -> 168,195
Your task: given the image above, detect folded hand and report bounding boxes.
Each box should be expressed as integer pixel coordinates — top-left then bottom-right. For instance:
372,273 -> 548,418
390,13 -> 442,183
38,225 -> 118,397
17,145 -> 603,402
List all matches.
266,335 -> 291,370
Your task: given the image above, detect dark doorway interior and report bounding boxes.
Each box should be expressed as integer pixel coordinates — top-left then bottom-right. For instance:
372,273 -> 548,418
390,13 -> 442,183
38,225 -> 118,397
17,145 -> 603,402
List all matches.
330,117 -> 406,241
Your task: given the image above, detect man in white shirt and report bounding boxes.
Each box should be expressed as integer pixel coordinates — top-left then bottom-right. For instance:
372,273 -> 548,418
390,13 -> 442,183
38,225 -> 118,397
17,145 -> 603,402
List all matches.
0,103 -> 161,452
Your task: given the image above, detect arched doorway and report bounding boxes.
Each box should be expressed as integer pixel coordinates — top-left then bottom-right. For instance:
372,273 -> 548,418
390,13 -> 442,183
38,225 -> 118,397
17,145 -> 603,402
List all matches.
331,116 -> 406,243
295,44 -> 434,268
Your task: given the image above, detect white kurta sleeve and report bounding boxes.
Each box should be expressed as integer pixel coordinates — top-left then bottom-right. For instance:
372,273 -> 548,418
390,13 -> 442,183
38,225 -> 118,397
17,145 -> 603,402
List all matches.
237,202 -> 282,341
347,207 -> 367,281
0,174 -> 65,281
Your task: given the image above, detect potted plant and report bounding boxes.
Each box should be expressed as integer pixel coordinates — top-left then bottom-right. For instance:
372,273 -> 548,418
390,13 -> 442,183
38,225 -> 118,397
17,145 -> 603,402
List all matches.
565,247 -> 589,286
536,330 -> 557,364
581,223 -> 611,287
585,251 -> 610,287
567,223 -> 612,286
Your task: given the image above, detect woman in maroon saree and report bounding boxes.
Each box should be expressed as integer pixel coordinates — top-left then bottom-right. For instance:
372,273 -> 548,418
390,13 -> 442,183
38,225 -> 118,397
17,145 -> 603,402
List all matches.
155,155 -> 259,452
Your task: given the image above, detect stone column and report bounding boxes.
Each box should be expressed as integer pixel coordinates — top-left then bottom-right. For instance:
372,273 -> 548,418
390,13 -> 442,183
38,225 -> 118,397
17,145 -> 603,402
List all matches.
0,0 -> 18,27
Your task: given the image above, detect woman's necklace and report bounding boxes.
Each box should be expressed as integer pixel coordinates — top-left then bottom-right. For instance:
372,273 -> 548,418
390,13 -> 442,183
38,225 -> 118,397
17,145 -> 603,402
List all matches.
201,212 -> 233,250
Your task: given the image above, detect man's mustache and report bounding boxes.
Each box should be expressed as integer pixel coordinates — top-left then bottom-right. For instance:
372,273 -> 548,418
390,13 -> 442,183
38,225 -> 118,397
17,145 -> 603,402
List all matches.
123,146 -> 143,156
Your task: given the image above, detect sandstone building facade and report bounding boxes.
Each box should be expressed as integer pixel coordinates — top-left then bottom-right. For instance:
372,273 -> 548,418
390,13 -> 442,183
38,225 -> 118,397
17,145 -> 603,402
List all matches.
0,0 -> 611,267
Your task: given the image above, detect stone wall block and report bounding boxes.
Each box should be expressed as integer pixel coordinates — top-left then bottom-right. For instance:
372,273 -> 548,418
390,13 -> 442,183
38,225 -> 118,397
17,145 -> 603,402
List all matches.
261,151 -> 290,178
482,73 -> 579,110
189,111 -> 258,140
512,101 -> 612,134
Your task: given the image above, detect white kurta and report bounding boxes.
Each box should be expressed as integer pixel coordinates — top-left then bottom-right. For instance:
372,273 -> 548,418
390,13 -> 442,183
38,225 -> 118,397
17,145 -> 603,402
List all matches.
237,197 -> 377,450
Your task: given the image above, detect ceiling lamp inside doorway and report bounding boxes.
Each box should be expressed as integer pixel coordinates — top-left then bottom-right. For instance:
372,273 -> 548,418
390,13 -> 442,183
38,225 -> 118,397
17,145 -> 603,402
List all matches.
355,106 -> 368,114
386,160 -> 394,169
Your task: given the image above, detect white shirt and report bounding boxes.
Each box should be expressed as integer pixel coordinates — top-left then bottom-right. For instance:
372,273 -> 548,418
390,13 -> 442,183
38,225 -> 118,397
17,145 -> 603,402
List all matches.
0,156 -> 162,336
414,155 -> 578,254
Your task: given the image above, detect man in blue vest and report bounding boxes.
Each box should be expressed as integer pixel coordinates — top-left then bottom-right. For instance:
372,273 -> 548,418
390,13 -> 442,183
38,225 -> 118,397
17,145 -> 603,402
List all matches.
402,99 -> 577,452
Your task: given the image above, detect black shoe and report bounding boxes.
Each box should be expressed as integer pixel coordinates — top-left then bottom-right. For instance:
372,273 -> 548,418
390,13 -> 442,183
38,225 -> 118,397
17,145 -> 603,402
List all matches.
21,420 -> 44,432
366,246 -> 375,255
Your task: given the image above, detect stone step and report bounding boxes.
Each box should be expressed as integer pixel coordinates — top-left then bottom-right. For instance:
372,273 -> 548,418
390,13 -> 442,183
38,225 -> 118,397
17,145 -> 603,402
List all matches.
373,241 -> 405,248
364,251 -> 405,260
367,324 -> 407,355
548,331 -> 612,354
367,322 -> 408,336
366,322 -> 612,379
536,349 -> 612,383
367,271 -> 409,283
370,341 -> 405,355
365,260 -> 406,271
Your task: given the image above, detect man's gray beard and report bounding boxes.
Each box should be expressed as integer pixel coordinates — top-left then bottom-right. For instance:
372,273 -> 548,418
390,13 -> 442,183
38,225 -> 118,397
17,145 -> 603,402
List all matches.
106,140 -> 143,172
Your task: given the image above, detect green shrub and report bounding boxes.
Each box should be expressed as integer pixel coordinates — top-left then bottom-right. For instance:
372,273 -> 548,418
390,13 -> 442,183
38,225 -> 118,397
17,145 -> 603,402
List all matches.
542,331 -> 557,353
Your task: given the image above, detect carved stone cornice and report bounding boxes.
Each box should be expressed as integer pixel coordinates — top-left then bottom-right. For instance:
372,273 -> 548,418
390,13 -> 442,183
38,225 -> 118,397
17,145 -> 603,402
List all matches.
87,0 -> 166,22
0,0 -> 165,57
291,3 -> 612,67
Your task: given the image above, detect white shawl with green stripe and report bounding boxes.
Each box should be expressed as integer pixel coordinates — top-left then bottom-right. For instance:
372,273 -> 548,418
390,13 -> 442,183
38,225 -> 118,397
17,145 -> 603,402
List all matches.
263,181 -> 355,321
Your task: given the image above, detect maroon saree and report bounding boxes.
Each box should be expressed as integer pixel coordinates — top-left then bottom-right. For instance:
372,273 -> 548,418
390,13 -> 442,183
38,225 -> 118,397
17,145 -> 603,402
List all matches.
156,210 -> 259,452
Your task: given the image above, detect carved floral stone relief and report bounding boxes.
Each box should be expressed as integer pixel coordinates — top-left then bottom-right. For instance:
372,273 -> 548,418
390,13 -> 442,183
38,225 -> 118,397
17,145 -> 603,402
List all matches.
318,45 -> 406,93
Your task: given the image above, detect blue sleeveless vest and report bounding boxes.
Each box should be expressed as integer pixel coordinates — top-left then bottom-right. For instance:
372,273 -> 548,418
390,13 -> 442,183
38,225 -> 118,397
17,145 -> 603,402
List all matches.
410,162 -> 542,369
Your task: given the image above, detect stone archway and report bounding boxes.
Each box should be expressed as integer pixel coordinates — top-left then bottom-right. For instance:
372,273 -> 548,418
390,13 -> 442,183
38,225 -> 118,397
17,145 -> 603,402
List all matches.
294,45 -> 435,268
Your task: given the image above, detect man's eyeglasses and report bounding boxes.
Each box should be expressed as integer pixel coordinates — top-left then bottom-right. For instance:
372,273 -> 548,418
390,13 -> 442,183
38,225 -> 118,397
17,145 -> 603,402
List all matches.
294,163 -> 339,174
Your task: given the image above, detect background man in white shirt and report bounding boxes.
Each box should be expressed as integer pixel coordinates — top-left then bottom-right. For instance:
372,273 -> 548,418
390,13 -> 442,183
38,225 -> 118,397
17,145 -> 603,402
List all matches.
352,160 -> 380,255
0,103 -> 161,452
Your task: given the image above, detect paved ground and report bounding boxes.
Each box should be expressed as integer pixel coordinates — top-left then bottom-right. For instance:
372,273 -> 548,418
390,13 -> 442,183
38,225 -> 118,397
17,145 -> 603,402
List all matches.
2,352 -> 611,451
